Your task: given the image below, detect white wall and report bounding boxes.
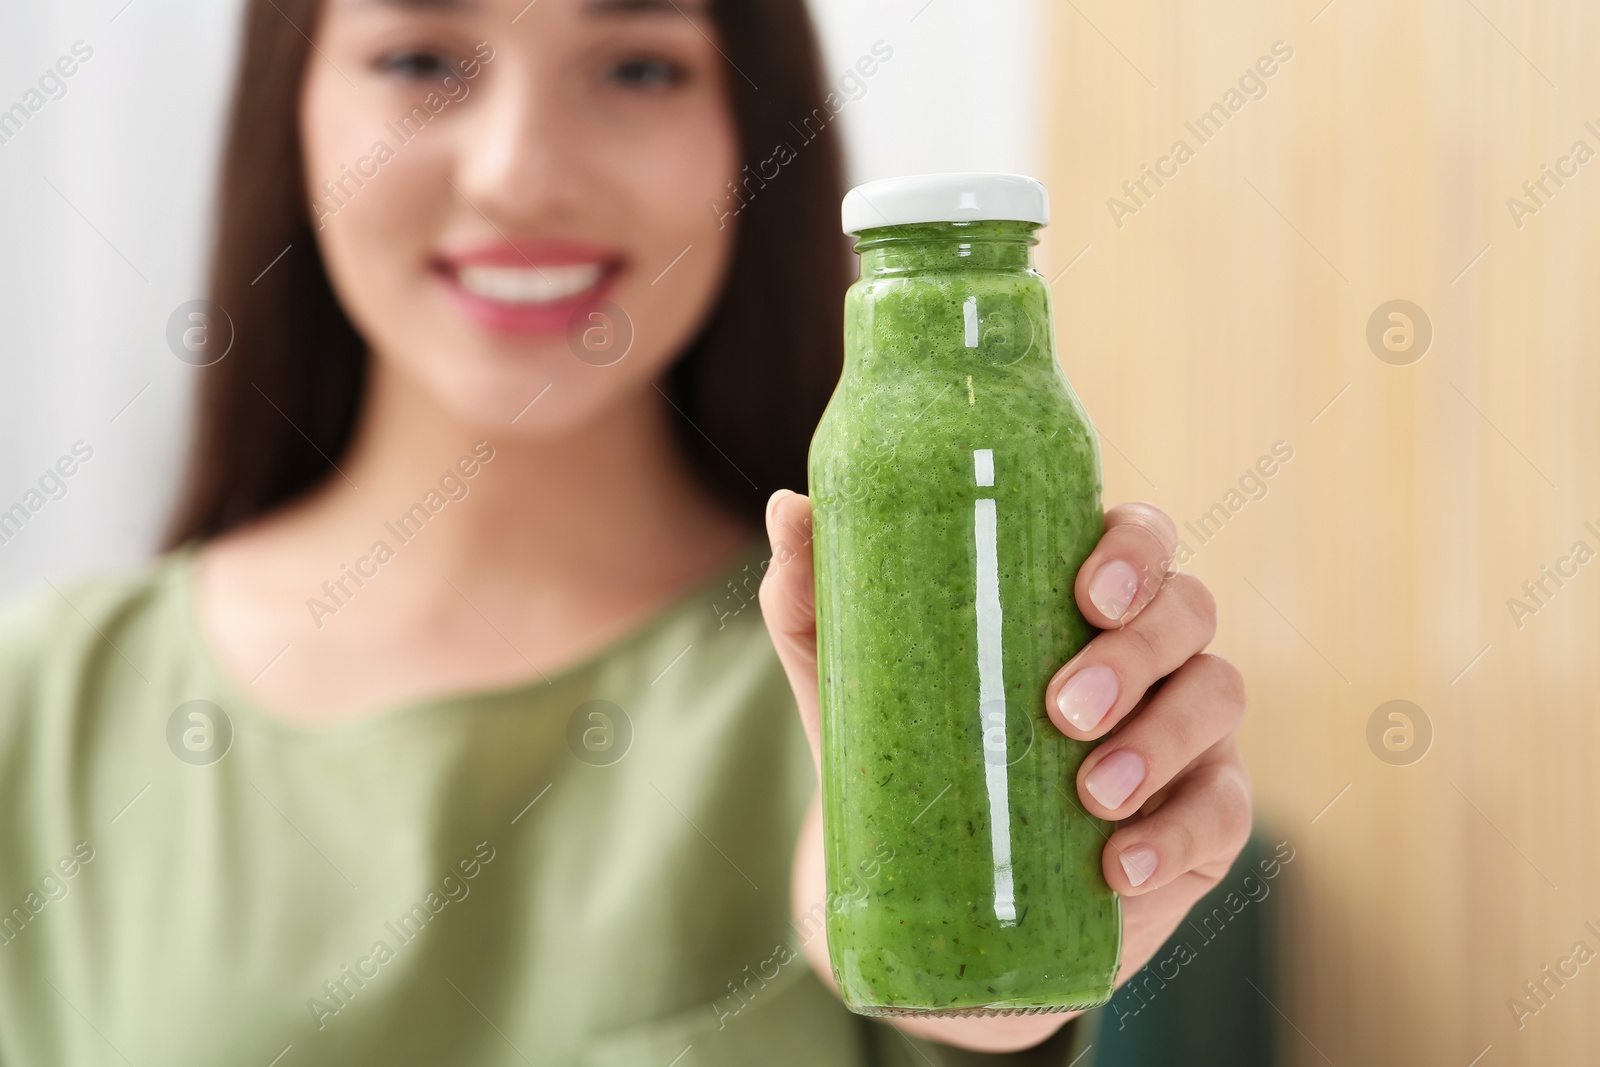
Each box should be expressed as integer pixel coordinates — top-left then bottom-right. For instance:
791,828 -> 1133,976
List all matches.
0,0 -> 1042,596
805,0 -> 1043,185
0,0 -> 243,594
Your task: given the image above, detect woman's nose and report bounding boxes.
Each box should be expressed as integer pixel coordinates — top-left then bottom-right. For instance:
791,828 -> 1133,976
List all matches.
451,67 -> 582,225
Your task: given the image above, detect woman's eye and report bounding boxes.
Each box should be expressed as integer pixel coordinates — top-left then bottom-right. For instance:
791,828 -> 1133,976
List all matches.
374,51 -> 453,82
605,56 -> 684,91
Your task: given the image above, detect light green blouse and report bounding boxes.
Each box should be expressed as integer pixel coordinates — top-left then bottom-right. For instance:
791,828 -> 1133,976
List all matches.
0,545 -> 1095,1066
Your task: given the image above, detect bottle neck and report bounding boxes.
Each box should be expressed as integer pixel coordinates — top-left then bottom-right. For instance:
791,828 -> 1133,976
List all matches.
853,220 -> 1039,278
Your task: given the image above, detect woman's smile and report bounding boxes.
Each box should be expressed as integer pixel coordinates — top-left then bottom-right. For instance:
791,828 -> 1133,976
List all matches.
432,240 -> 624,336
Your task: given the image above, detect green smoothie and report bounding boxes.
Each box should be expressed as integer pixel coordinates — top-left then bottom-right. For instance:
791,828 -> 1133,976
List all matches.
809,205 -> 1120,1016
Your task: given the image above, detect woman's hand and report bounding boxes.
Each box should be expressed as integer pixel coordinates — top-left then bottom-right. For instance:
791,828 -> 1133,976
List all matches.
759,491 -> 1252,1053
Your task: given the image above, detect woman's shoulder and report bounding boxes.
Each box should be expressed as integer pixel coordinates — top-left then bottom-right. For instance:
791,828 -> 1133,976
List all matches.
600,537 -> 782,689
0,552 -> 183,646
0,552 -> 187,709
566,536 -> 815,820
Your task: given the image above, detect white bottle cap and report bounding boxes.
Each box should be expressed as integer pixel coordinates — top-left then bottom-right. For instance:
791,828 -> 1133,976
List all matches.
841,172 -> 1049,235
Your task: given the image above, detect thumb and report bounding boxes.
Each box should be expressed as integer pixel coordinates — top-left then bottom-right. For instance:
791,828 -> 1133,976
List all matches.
757,489 -> 821,776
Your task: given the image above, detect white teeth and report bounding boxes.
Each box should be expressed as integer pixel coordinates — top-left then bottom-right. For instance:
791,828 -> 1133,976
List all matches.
456,263 -> 604,304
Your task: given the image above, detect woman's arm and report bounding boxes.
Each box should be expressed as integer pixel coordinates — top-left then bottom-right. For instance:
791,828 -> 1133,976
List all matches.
760,492 -> 1251,1054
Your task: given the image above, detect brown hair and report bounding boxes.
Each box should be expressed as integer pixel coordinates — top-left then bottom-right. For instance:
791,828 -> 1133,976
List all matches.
164,0 -> 847,547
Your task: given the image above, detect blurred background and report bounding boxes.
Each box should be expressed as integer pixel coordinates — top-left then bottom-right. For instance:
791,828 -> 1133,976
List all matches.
2,0 -> 1597,1063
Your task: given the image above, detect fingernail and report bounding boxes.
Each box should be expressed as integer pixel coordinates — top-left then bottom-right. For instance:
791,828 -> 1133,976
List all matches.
1119,844 -> 1159,887
765,489 -> 793,529
1089,560 -> 1140,621
1085,748 -> 1146,810
1055,665 -> 1118,732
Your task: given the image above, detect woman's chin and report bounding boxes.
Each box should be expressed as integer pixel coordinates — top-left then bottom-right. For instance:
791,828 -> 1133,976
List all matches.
369,294 -> 669,441
413,366 -> 635,443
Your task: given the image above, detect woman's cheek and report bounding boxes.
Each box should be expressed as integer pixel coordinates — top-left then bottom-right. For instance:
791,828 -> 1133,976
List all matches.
606,118 -> 739,335
310,134 -> 453,343
661,115 -> 741,243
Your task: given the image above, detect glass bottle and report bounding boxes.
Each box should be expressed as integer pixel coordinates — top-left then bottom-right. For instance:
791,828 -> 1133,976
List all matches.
809,174 -> 1120,1016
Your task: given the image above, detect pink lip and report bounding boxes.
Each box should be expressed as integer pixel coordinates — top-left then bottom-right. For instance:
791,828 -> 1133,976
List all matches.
432,240 -> 624,337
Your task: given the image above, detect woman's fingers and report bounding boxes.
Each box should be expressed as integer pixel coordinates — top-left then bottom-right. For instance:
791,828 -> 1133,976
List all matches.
1100,741 -> 1253,895
1046,571 -> 1218,739
1074,652 -> 1246,820
758,490 -> 816,643
1053,503 -> 1250,897
1073,502 -> 1179,628
757,489 -> 823,773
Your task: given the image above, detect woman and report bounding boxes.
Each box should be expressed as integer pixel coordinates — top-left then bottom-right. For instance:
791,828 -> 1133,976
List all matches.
0,0 -> 1251,1063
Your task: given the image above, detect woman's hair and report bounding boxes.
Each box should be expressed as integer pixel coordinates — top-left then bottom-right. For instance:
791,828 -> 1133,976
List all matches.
163,0 -> 847,547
